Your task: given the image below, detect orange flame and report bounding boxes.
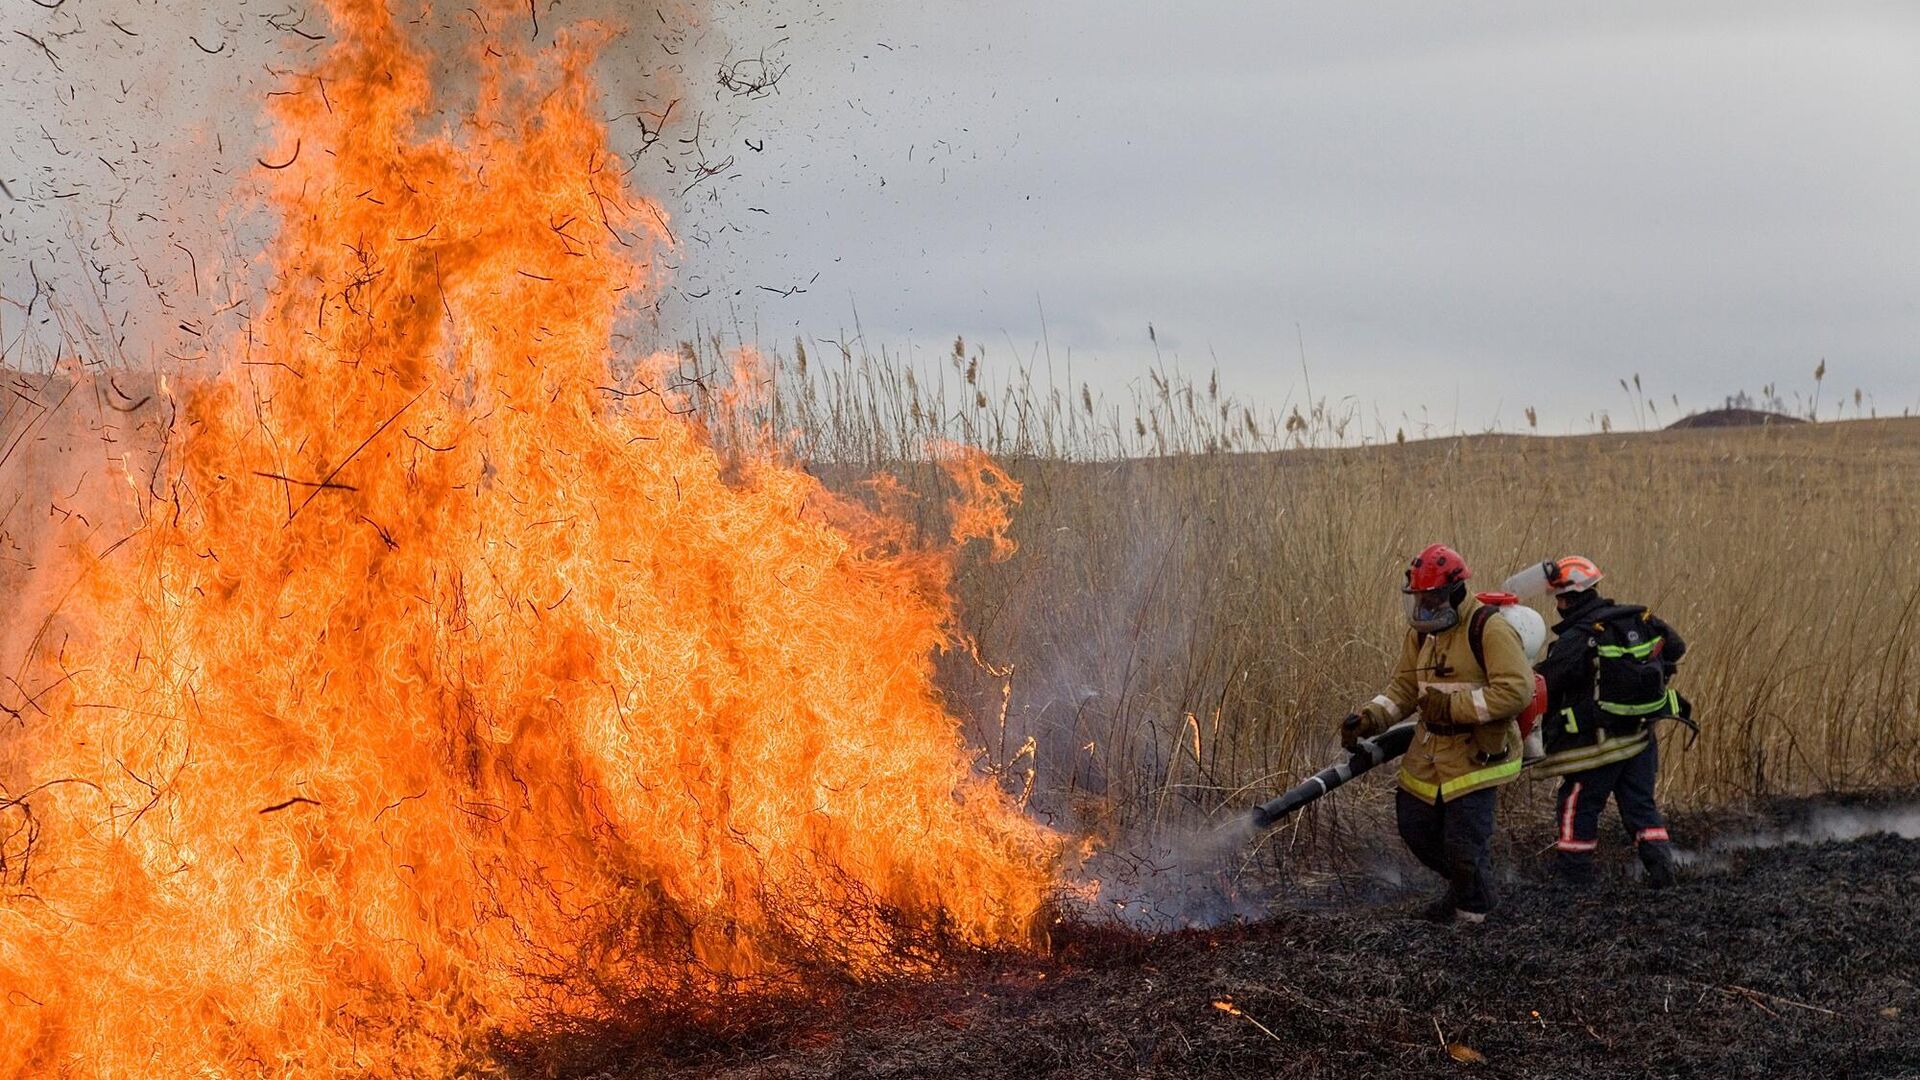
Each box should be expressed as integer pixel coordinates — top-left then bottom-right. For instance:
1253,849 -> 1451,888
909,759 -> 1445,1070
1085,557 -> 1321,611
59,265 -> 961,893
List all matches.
940,445 -> 1023,563
0,4 -> 1056,1075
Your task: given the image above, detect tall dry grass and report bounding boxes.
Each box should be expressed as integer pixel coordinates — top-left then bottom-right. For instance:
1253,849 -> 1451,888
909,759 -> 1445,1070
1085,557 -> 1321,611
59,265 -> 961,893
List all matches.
8,336 -> 1915,849
668,337 -> 1920,843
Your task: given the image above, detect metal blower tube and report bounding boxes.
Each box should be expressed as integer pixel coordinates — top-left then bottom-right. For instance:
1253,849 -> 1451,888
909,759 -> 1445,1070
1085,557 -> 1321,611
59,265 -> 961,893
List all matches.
1249,719 -> 1417,829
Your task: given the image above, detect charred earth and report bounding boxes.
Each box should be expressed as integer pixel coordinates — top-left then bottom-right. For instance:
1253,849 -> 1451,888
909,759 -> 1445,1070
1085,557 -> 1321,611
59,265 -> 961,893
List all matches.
508,808 -> 1920,1080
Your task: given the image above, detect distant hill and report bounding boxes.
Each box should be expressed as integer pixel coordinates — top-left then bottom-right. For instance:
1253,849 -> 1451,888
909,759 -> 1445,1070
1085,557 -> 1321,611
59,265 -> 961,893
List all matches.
1667,407 -> 1806,430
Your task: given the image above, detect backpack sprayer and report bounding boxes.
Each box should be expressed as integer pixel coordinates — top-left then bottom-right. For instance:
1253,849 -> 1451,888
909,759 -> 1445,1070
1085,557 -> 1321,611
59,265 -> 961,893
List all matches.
1248,585 -> 1551,831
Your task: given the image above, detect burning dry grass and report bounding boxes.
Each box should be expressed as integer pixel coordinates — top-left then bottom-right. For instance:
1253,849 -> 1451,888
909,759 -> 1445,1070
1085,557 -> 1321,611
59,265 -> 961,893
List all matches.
0,5 -> 1057,1076
9,289 -> 1917,1077
3,0 -> 1917,1074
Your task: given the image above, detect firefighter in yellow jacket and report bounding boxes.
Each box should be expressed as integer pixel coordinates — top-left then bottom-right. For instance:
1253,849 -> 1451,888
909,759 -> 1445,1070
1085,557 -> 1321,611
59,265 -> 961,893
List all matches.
1340,543 -> 1533,923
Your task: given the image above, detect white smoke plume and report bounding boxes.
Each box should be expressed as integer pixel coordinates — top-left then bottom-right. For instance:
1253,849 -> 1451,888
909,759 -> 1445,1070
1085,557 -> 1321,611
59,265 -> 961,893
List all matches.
1712,803 -> 1920,850
1064,816 -> 1273,931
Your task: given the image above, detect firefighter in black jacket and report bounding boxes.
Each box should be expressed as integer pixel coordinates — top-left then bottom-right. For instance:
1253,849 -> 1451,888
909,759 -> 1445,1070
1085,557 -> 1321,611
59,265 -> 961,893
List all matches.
1522,556 -> 1687,888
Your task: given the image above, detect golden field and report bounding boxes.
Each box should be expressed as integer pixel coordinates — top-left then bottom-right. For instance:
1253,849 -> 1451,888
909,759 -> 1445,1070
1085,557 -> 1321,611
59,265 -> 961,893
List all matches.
683,342 -> 1920,839
8,354 -> 1917,845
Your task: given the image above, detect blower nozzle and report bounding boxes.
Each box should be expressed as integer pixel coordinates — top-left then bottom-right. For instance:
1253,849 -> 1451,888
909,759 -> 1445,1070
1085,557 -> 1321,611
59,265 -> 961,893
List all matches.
1249,720 -> 1417,829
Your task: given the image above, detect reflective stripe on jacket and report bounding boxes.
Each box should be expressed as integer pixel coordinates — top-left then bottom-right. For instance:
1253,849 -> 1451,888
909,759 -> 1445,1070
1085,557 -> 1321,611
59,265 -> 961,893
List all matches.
1532,725 -> 1650,777
1536,594 -> 1688,767
1369,596 -> 1533,804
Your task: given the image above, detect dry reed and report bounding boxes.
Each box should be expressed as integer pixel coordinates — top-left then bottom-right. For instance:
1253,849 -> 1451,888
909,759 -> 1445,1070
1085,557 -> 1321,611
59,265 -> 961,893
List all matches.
667,337 -> 1920,842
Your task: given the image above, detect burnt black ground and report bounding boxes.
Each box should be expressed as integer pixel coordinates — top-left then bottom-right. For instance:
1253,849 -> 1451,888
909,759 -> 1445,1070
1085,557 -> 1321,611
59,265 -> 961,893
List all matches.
506,822 -> 1920,1080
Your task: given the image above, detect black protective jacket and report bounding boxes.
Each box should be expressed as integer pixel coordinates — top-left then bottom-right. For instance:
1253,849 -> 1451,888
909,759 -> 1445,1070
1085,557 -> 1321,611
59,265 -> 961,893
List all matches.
1538,591 -> 1687,749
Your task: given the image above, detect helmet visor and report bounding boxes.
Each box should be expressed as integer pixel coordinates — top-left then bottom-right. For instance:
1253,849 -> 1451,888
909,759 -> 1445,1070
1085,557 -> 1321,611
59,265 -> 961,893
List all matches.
1403,587 -> 1461,633
1499,561 -> 1555,602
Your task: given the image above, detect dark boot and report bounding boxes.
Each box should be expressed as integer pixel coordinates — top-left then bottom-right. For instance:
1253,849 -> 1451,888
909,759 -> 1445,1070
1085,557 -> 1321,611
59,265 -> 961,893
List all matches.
1556,849 -> 1598,886
1640,841 -> 1678,889
1421,889 -> 1459,924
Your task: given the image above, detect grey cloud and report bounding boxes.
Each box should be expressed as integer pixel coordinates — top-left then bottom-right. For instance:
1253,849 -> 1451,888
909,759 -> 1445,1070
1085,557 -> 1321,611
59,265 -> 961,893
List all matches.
686,2 -> 1920,428
4,2 -> 1914,427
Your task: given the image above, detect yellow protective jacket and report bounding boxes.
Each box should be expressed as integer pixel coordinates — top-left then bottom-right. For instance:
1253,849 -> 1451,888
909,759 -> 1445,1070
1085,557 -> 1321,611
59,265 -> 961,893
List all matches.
1355,595 -> 1534,803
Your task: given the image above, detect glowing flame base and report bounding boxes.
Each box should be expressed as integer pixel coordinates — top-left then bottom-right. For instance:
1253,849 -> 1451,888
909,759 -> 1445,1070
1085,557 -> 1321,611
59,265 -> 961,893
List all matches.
0,5 -> 1056,1075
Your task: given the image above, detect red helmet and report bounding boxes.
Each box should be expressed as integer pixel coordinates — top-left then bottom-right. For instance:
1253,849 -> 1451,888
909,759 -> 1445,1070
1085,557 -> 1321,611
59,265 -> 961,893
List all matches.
1403,543 -> 1472,594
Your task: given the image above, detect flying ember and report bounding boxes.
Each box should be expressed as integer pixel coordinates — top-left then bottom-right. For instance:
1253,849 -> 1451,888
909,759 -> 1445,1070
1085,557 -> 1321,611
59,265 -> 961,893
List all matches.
0,3 -> 1058,1076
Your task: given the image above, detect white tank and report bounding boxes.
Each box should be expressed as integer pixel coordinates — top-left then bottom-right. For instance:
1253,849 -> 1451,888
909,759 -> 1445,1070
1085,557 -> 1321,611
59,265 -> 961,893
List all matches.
1479,589 -> 1551,759
1496,602 -> 1549,663
1473,590 -> 1549,662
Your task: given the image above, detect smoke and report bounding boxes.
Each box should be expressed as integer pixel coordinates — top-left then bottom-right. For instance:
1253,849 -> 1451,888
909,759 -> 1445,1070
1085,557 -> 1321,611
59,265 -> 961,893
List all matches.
0,0 -> 718,371
0,368 -> 167,709
974,479 -> 1358,930
1071,801 -> 1920,925
1064,816 -> 1272,931
0,0 -> 727,748
969,472 -> 1215,817
1711,803 -> 1920,851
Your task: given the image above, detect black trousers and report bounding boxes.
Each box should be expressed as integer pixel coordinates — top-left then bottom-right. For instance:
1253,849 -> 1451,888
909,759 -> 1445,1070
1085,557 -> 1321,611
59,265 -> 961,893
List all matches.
1395,785 -> 1498,915
1554,732 -> 1673,878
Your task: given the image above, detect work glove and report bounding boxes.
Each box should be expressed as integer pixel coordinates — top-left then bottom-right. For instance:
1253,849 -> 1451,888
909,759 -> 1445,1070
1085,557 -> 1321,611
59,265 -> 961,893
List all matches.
1338,712 -> 1365,750
1340,707 -> 1388,749
1419,686 -> 1457,728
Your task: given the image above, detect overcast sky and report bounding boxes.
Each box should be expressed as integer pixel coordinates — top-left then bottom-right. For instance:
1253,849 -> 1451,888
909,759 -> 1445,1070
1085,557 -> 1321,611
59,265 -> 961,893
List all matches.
5,2 -> 1917,435
687,1 -> 1920,433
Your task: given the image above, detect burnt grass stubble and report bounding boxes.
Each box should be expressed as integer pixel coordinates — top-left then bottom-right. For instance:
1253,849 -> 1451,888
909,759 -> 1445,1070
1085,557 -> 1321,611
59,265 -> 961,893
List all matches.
502,799 -> 1920,1080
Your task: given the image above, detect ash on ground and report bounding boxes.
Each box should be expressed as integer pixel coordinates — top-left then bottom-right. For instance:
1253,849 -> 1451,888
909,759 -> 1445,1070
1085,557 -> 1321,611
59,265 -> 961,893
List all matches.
508,797 -> 1920,1080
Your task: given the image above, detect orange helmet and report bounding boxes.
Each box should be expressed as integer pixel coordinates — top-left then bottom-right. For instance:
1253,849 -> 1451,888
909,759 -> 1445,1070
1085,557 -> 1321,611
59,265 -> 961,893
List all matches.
1544,555 -> 1604,595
